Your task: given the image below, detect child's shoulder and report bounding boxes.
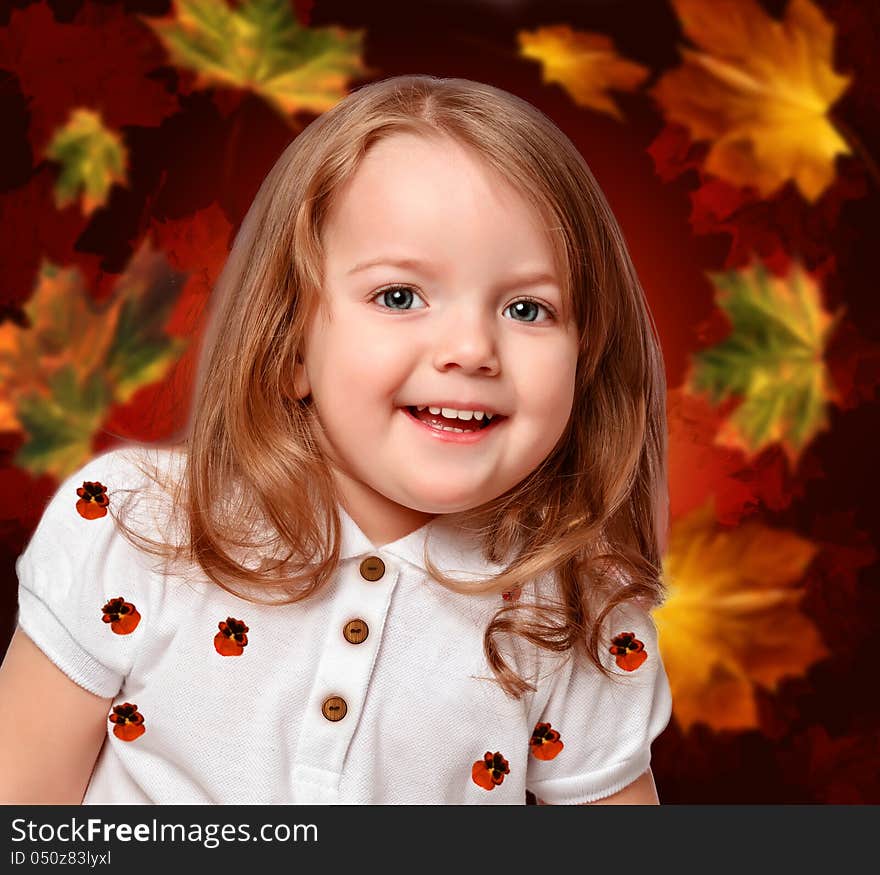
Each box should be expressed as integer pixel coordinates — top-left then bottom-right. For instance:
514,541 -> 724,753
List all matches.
16,443 -> 188,698
65,442 -> 186,493
60,441 -> 185,519
21,442 -> 189,575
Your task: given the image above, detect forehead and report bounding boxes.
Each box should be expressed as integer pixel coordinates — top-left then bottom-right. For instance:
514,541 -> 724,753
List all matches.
321,133 -> 562,276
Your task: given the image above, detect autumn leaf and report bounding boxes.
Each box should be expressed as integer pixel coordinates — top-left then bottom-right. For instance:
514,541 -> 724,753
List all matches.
778,725 -> 880,803
685,260 -> 845,467
100,246 -> 190,405
517,25 -> 649,121
0,263 -> 123,434
15,367 -> 111,480
0,2 -> 180,158
651,0 -> 853,202
654,501 -> 829,732
688,170 -> 867,272
45,109 -> 128,216
0,242 -> 188,479
140,0 -> 373,118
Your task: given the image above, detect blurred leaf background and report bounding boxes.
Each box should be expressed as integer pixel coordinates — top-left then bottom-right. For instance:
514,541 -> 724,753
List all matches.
0,0 -> 877,803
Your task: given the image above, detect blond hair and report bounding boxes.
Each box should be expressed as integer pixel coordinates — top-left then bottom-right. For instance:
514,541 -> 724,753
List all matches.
110,74 -> 669,698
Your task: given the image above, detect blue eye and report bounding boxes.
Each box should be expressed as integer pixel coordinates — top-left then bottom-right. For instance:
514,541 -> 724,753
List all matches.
503,298 -> 554,323
371,285 -> 426,310
370,285 -> 556,322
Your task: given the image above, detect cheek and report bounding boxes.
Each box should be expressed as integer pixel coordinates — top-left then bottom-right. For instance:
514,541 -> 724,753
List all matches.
514,345 -> 578,414
316,325 -> 408,405
341,321 -> 414,383
306,314 -> 361,378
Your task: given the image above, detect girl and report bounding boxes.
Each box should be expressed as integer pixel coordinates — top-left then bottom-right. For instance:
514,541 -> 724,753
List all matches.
0,75 -> 672,804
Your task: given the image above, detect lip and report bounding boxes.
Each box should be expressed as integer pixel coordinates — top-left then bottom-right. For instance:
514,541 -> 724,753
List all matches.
399,406 -> 507,443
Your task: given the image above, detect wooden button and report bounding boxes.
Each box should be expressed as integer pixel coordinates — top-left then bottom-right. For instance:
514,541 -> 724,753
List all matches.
359,556 -> 385,581
321,696 -> 347,722
343,619 -> 369,644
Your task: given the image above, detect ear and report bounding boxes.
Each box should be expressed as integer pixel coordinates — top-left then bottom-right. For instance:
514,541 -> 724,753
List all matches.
291,353 -> 311,401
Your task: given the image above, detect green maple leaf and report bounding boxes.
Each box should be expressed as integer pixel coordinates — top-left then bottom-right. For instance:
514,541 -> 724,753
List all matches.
686,260 -> 845,465
2,242 -> 189,479
102,246 -> 189,405
45,109 -> 128,215
16,367 -> 110,478
141,0 -> 373,116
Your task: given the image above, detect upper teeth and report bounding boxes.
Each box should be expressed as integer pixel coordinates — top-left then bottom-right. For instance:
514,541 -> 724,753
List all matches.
417,405 -> 494,421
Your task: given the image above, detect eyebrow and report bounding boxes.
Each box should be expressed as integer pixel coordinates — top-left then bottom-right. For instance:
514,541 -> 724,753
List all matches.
347,256 -> 559,290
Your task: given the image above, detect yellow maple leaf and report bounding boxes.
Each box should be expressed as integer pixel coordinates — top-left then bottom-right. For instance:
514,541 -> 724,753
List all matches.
651,0 -> 852,201
654,501 -> 829,732
517,25 -> 650,121
141,0 -> 373,118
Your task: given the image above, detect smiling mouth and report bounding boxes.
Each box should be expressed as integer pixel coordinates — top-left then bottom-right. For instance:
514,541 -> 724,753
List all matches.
404,406 -> 505,432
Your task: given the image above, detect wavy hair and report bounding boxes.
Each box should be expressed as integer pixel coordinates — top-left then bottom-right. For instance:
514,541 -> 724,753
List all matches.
109,74 -> 670,699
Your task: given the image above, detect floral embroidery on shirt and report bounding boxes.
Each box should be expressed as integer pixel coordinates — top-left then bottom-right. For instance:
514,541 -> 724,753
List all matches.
75,481 -> 109,519
529,722 -> 564,760
214,617 -> 249,656
472,751 -> 510,790
101,597 -> 141,634
109,703 -> 145,741
501,586 -> 522,602
609,631 -> 648,671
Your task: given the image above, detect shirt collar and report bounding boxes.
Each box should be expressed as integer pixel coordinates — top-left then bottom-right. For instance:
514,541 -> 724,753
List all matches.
337,503 -> 512,581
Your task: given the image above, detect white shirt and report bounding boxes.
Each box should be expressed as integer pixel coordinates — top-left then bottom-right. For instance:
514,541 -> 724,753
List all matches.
15,445 -> 673,804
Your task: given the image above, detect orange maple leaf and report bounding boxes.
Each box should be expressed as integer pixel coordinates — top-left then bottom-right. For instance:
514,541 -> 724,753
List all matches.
650,0 -> 852,201
654,500 -> 829,732
517,25 -> 650,121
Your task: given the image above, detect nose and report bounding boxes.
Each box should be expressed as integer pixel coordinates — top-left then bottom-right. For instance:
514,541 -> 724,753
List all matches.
432,304 -> 501,376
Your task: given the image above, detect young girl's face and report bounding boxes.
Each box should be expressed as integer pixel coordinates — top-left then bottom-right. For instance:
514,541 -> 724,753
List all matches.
293,132 -> 580,543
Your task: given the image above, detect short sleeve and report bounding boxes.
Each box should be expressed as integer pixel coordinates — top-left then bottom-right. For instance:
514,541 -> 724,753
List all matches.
526,599 -> 673,804
14,447 -> 157,698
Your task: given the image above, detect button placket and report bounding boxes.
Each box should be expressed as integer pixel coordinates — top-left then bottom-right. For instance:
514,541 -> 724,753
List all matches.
291,554 -> 400,794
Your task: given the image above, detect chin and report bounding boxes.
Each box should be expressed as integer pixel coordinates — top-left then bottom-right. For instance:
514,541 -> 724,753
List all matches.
404,491 -> 497,515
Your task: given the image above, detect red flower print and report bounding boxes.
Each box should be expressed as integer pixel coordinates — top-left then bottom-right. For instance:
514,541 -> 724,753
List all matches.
472,751 -> 510,790
530,722 -> 564,761
76,481 -> 109,519
214,616 -> 249,656
109,703 -> 145,741
609,631 -> 648,671
101,597 -> 141,634
502,586 -> 522,602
